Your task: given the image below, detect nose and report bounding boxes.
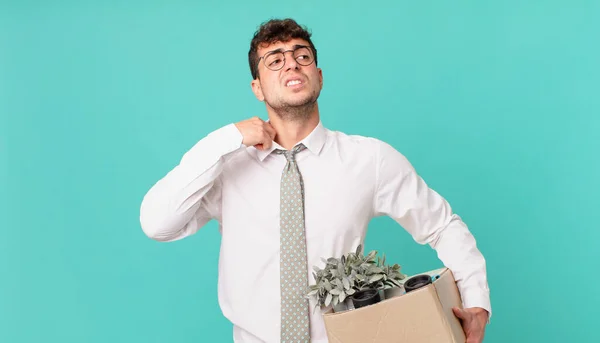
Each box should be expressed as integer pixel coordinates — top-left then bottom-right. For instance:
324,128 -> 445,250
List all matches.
283,51 -> 299,71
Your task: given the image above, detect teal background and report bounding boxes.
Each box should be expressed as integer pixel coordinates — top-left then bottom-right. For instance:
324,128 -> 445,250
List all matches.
2,1 -> 599,342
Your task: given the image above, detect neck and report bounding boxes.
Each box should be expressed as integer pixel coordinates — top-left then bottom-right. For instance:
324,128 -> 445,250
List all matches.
267,103 -> 320,150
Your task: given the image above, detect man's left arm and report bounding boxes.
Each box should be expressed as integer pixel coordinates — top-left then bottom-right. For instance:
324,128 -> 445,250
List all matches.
371,140 -> 491,341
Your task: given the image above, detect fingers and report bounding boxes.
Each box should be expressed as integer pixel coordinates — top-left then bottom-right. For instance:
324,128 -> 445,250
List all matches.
262,124 -> 275,149
264,122 -> 276,140
452,307 -> 467,320
467,334 -> 483,343
453,307 -> 484,343
261,133 -> 273,150
257,125 -> 272,150
235,116 -> 277,150
255,119 -> 274,150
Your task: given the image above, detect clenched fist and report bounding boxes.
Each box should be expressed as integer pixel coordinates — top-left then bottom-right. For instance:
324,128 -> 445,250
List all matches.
234,117 -> 277,150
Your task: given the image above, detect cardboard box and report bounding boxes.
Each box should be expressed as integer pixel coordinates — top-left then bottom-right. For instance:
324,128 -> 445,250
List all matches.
322,267 -> 466,343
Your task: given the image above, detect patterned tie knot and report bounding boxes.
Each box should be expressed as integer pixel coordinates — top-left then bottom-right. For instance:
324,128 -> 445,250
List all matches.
275,144 -> 306,163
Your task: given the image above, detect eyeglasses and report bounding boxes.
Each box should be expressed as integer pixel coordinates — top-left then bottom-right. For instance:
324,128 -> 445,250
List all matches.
257,45 -> 315,72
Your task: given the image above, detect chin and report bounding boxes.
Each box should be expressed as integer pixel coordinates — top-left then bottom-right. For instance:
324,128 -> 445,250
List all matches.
285,97 -> 314,107
285,92 -> 319,106
265,89 -> 320,111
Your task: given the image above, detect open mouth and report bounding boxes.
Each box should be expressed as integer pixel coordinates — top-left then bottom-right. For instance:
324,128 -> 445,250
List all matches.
286,79 -> 303,87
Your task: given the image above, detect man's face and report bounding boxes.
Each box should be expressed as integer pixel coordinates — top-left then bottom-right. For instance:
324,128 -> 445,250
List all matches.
251,39 -> 323,112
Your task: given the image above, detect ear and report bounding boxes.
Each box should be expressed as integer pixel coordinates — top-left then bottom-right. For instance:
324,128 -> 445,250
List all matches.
251,78 -> 265,102
318,68 -> 323,89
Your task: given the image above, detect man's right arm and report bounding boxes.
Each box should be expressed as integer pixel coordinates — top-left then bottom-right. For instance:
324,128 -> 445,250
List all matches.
139,117 -> 276,242
139,123 -> 243,242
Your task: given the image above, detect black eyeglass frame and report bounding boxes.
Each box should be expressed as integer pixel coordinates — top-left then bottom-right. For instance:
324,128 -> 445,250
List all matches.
256,44 -> 316,71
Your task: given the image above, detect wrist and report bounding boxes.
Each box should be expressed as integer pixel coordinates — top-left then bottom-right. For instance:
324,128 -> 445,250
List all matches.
471,307 -> 489,323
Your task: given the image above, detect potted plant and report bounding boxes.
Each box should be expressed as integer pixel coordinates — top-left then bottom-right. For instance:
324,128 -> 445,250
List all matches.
377,254 -> 406,299
306,244 -> 407,311
305,255 -> 358,313
346,246 -> 384,309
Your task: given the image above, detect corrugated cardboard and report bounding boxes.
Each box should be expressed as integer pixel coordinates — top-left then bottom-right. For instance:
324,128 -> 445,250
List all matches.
322,267 -> 466,343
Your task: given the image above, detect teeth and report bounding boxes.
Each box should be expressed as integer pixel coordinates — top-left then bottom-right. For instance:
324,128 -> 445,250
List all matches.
287,80 -> 301,86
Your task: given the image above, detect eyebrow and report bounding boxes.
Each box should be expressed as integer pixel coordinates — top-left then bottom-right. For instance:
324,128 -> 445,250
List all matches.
265,44 -> 308,56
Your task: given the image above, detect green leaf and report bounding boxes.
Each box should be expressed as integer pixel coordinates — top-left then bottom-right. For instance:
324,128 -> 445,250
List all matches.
343,277 -> 350,290
324,280 -> 332,291
355,244 -> 362,255
368,266 -> 384,274
369,274 -> 384,283
339,291 -> 347,302
366,250 -> 377,261
325,293 -> 332,307
307,289 -> 319,296
330,289 -> 342,295
340,267 -> 347,278
346,288 -> 356,295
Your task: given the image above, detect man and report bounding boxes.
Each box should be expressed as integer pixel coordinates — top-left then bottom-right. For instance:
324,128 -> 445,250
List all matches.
140,18 -> 491,343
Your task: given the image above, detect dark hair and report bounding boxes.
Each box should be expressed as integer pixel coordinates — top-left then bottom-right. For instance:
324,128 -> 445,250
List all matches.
248,18 -> 318,79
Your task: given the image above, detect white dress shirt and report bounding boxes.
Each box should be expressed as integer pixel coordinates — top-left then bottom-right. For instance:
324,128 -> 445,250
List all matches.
139,121 -> 491,343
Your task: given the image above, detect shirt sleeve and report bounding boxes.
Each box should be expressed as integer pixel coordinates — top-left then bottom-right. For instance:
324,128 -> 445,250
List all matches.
372,140 -> 492,317
139,123 -> 244,242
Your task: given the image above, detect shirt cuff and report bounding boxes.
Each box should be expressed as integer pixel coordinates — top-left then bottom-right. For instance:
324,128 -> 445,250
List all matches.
462,288 -> 492,320
214,123 -> 245,152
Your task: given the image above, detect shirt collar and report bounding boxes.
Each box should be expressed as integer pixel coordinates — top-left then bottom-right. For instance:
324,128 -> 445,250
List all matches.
254,120 -> 327,162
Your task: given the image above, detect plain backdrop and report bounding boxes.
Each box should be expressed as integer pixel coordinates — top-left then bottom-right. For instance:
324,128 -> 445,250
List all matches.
1,1 -> 599,342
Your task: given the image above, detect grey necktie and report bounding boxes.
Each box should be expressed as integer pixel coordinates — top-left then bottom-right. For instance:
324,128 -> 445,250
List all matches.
274,144 -> 310,342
